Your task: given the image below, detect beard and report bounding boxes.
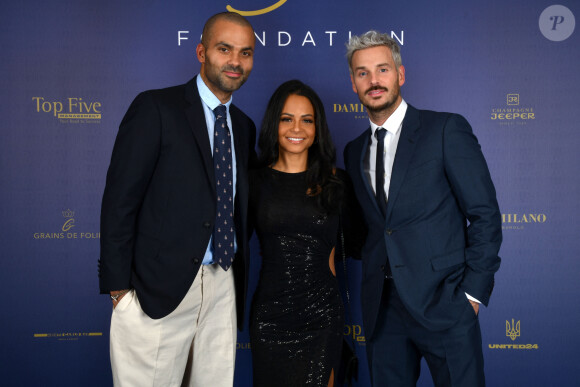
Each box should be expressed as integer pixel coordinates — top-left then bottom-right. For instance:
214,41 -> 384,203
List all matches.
360,84 -> 400,113
204,59 -> 249,94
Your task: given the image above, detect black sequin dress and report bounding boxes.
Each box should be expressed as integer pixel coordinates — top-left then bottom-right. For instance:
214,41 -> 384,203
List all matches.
249,167 -> 344,387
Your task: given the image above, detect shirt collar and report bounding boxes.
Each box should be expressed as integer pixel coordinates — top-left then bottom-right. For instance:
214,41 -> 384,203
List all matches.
196,75 -> 232,111
369,99 -> 408,137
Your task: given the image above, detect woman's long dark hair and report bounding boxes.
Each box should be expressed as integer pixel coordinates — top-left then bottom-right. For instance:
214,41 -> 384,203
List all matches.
257,80 -> 343,213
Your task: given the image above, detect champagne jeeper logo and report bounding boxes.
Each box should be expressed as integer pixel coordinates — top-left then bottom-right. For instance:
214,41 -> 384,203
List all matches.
491,93 -> 535,125
502,213 -> 547,231
33,209 -> 100,240
32,96 -> 102,124
489,319 -> 539,350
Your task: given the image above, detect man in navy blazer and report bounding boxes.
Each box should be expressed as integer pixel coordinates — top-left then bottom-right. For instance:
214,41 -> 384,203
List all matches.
343,31 -> 502,386
99,12 -> 256,386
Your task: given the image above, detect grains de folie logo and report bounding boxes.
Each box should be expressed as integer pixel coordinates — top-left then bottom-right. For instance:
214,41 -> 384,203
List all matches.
33,209 -> 100,240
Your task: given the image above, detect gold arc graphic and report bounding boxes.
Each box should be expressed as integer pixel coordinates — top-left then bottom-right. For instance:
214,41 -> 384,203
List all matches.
226,0 -> 287,16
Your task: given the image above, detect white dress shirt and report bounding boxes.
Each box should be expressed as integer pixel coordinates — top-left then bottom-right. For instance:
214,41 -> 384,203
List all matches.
364,100 -> 407,198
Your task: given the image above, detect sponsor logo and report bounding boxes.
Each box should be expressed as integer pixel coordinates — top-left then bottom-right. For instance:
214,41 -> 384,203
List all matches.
506,94 -> 519,105
506,318 -> 520,341
236,342 -> 252,350
539,5 -> 575,42
33,332 -> 103,341
502,213 -> 547,231
62,209 -> 75,232
32,96 -> 102,124
178,28 -> 404,48
227,0 -> 287,16
333,102 -> 368,120
491,94 -> 535,126
489,319 -> 539,350
177,3 -> 404,48
345,324 -> 365,345
33,209 -> 100,240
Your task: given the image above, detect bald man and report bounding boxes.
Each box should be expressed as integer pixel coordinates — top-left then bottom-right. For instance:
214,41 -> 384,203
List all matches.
99,12 -> 257,386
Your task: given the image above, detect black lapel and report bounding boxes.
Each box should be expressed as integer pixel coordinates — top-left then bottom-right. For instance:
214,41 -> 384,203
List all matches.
230,106 -> 247,170
184,76 -> 215,195
386,104 -> 421,222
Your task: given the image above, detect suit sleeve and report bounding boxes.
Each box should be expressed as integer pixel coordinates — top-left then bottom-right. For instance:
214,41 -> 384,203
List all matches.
442,114 -> 502,306
99,92 -> 162,293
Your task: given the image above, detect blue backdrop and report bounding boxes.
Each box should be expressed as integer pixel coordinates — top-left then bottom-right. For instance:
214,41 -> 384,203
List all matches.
1,1 -> 578,386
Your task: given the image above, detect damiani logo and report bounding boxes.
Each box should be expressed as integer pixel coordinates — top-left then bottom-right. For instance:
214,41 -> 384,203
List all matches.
333,102 -> 368,120
32,96 -> 102,123
227,0 -> 287,16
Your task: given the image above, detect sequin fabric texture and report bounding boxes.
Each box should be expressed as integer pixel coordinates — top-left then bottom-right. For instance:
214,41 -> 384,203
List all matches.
249,167 -> 343,387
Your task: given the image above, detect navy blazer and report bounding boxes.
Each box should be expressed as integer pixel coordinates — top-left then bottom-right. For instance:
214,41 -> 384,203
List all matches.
99,77 -> 256,325
344,104 -> 501,338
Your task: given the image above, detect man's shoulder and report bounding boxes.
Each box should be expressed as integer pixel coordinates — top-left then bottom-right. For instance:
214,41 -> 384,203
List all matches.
409,104 -> 464,123
127,79 -> 195,113
139,80 -> 190,100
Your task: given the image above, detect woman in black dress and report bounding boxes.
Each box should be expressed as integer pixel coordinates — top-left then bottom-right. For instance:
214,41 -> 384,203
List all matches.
249,80 -> 362,386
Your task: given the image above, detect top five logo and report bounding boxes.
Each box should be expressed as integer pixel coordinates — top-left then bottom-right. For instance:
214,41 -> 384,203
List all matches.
32,96 -> 102,124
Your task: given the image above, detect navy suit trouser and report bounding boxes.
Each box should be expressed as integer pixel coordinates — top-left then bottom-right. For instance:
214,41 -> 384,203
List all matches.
366,279 -> 485,387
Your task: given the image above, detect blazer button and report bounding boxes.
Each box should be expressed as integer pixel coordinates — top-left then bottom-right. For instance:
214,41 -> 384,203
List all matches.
386,229 -> 393,235
192,257 -> 200,264
380,265 -> 385,271
203,221 -> 211,229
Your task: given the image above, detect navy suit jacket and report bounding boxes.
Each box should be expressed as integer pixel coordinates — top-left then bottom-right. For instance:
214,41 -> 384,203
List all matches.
99,77 -> 256,326
344,104 -> 501,338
